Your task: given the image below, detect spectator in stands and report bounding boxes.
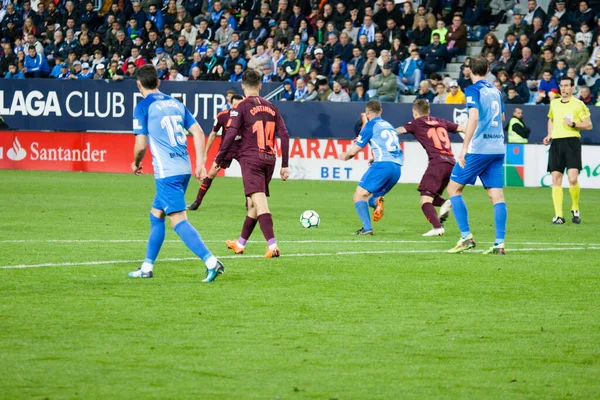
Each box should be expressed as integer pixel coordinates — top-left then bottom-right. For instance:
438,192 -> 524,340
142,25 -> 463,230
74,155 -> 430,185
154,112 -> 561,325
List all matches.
272,65 -> 287,82
457,66 -> 472,91
317,79 -> 332,101
445,81 -> 465,104
421,33 -> 447,75
329,61 -> 349,88
78,62 -> 93,79
412,18 -> 432,47
482,33 -> 501,58
554,59 -> 568,81
567,67 -> 581,97
147,4 -> 164,31
358,14 -> 376,43
445,14 -> 467,60
416,81 -> 435,102
349,46 -> 365,73
503,32 -> 519,60
0,41 -> 16,78
570,41 -> 589,70
382,19 -> 401,47
280,79 -> 295,100
533,48 -> 557,81
362,48 -> 380,80
493,48 -> 516,75
399,3 -> 415,38
512,72 -> 530,101
372,32 -> 391,57
347,64 -> 361,93
370,62 -> 398,102
351,81 -> 370,101
572,1 -> 594,32
576,23 -> 592,49
578,64 -> 600,95
343,20 -> 360,45
555,34 -> 574,61
293,78 -> 309,100
431,20 -> 447,45
300,81 -> 318,101
374,0 -> 402,32
94,63 -> 106,79
524,0 -> 546,25
328,81 -> 351,102
433,82 -> 448,103
398,48 -> 423,93
506,14 -> 529,40
505,85 -> 526,104
283,48 -> 301,77
23,46 -> 50,78
579,85 -> 593,104
514,47 -> 537,79
536,70 -> 559,104
5,64 -> 25,79
311,47 -> 330,76
489,0 -> 515,29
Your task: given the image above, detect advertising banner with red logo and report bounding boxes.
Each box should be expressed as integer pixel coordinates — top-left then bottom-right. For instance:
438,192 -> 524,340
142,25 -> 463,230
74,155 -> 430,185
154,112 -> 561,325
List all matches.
0,131 -> 222,174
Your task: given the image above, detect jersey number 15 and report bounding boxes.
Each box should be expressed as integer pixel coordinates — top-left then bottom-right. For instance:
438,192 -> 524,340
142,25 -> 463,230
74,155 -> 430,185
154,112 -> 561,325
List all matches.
161,116 -> 187,146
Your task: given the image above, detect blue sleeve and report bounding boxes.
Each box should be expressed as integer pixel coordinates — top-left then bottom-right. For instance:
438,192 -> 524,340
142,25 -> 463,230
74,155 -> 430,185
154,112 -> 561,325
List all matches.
356,122 -> 373,148
133,103 -> 148,135
183,106 -> 196,130
465,86 -> 479,110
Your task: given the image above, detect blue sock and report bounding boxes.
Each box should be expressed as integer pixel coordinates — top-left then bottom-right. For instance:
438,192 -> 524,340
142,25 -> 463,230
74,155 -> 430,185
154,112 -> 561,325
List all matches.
144,213 -> 165,264
493,202 -> 507,245
368,196 -> 377,208
174,220 -> 213,262
355,201 -> 372,231
450,195 -> 471,238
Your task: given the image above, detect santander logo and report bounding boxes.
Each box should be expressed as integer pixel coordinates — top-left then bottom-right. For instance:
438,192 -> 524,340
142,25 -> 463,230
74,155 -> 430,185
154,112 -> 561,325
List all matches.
7,137 -> 27,161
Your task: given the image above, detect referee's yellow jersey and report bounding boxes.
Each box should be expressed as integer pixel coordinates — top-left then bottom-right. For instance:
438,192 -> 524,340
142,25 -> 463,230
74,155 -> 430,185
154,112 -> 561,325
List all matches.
547,97 -> 591,139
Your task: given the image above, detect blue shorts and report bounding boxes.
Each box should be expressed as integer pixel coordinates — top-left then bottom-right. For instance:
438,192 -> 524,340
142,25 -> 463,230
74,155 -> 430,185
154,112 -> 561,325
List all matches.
152,174 -> 191,214
359,162 -> 401,197
451,153 -> 504,189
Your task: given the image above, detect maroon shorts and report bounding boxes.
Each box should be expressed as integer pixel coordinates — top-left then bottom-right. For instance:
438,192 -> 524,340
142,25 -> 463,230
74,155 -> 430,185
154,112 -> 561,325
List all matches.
418,162 -> 454,197
217,142 -> 240,169
240,155 -> 276,197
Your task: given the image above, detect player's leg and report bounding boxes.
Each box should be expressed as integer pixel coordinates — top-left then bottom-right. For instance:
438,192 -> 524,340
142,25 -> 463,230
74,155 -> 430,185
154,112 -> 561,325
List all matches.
188,163 -> 221,210
566,138 -> 582,224
250,191 -> 281,257
166,175 -> 224,282
227,196 -> 258,254
129,206 -> 166,278
479,154 -> 507,255
418,164 -> 445,235
548,140 -> 566,224
371,163 -> 401,222
567,168 -> 581,223
436,163 -> 455,223
447,156 -> 479,253
353,186 -> 374,235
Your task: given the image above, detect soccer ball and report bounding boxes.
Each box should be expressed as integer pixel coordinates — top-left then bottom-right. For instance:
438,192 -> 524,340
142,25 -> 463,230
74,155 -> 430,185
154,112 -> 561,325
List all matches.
300,210 -> 320,228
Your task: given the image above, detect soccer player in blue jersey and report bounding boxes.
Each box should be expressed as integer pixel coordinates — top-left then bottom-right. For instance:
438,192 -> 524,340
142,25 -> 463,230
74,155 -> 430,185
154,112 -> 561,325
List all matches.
129,65 -> 225,282
340,100 -> 403,235
447,56 -> 508,255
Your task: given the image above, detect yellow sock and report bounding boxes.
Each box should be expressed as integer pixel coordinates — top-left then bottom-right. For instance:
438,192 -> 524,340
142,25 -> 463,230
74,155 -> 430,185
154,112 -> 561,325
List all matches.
552,186 -> 563,217
569,183 -> 580,211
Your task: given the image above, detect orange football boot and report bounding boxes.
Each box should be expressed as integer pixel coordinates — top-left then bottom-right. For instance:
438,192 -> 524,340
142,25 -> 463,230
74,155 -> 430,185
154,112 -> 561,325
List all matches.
372,196 -> 385,222
264,245 -> 281,258
226,240 -> 245,254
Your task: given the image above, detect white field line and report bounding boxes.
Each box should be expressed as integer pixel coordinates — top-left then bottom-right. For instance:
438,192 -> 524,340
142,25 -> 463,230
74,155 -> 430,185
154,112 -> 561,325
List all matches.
1,247 -> 600,270
0,239 -> 597,246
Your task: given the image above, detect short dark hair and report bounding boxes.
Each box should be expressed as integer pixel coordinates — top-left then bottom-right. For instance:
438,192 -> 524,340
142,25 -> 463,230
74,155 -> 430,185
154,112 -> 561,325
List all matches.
470,56 -> 489,76
231,94 -> 244,102
413,99 -> 430,116
560,76 -> 574,86
242,68 -> 262,88
136,64 -> 159,89
365,99 -> 382,114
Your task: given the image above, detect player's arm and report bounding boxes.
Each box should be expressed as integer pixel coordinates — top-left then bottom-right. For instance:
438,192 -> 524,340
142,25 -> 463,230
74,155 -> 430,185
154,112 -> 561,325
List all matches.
215,111 -> 239,167
458,107 -> 478,167
341,124 -> 371,160
188,122 -> 208,181
396,126 -> 408,135
275,110 -> 291,181
544,104 -> 553,145
205,129 -> 219,157
131,105 -> 148,175
132,134 -> 147,175
574,105 -> 593,130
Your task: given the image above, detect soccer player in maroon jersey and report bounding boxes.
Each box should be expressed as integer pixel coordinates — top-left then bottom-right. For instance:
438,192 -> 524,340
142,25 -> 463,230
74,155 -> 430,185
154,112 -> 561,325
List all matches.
396,100 -> 465,237
188,94 -> 245,210
215,69 -> 291,258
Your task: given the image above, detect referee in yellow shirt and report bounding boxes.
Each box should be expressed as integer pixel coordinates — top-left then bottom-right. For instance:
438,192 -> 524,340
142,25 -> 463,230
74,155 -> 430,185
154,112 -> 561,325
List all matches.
544,77 -> 593,224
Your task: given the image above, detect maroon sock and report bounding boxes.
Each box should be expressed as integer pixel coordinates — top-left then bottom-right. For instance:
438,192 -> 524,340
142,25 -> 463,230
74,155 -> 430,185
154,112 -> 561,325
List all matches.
432,195 -> 446,207
237,216 -> 258,246
422,203 -> 442,228
257,213 -> 276,246
194,177 -> 213,205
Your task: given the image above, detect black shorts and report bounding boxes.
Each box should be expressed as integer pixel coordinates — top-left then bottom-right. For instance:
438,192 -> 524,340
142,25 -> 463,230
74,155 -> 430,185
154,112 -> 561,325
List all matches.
418,162 -> 454,197
547,137 -> 582,172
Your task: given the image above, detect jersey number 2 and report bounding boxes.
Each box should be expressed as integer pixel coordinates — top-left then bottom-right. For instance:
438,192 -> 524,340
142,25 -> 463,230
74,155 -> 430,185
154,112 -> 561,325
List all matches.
253,120 -> 275,152
161,116 -> 186,146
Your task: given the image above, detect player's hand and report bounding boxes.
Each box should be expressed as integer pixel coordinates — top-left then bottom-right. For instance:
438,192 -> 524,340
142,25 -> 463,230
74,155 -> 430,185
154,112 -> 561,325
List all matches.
339,152 -> 349,161
458,148 -> 467,168
131,162 -> 143,175
195,165 -> 207,182
280,167 -> 290,181
368,157 -> 374,166
563,117 -> 573,127
543,135 -> 552,146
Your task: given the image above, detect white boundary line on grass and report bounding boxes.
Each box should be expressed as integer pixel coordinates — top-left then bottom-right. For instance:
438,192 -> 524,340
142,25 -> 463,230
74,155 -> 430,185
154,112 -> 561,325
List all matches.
2,247 -> 600,269
0,239 -> 597,246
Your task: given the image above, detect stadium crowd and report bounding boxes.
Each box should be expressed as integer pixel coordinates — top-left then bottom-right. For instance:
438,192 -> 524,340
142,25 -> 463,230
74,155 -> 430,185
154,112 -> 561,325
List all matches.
2,0 -> 600,104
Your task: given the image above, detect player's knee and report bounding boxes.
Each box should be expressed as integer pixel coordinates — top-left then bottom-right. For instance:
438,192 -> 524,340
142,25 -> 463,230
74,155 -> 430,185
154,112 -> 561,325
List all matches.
568,174 -> 578,186
353,191 -> 368,202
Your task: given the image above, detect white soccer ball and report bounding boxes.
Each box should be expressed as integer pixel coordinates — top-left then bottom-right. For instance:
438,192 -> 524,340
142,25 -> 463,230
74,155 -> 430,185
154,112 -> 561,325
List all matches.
300,210 -> 320,228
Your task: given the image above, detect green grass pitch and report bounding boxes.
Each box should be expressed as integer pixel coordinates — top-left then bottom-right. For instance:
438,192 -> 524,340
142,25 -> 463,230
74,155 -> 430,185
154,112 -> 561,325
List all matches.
1,170 -> 599,399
